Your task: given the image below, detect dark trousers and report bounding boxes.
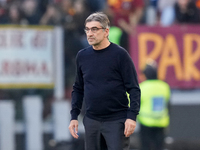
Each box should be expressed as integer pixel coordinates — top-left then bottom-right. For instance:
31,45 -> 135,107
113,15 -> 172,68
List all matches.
140,124 -> 165,150
83,116 -> 130,150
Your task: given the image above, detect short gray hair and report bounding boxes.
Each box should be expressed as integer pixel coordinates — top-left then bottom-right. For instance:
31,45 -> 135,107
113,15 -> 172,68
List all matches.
85,12 -> 110,29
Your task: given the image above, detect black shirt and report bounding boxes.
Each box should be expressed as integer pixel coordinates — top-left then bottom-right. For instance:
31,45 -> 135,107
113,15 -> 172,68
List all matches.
70,43 -> 140,122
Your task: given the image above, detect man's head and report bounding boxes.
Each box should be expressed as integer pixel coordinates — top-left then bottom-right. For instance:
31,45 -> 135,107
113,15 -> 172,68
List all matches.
84,12 -> 110,48
177,0 -> 190,7
143,59 -> 158,80
85,12 -> 110,30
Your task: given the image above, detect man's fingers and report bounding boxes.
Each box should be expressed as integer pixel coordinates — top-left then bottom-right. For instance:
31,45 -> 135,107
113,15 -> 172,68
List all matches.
124,119 -> 136,137
75,124 -> 78,133
124,128 -> 134,137
125,129 -> 134,137
124,123 -> 131,137
124,128 -> 131,137
69,126 -> 79,139
124,125 -> 129,135
68,120 -> 79,139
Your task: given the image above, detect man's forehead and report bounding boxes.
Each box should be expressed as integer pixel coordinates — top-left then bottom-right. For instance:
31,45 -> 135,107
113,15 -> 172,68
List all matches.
85,21 -> 101,28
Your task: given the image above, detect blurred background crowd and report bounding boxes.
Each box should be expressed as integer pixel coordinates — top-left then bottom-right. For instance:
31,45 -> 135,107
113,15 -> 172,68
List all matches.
0,0 -> 200,95
0,0 -> 200,26
0,0 -> 200,150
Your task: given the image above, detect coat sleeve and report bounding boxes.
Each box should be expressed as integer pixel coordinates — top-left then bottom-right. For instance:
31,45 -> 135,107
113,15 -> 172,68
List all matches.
70,52 -> 84,120
119,50 -> 141,121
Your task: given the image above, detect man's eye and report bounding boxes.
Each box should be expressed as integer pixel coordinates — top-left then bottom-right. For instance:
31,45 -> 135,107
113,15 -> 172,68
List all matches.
91,28 -> 98,31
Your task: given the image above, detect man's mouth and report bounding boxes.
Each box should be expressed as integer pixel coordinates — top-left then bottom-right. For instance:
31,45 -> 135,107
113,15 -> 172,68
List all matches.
88,38 -> 94,41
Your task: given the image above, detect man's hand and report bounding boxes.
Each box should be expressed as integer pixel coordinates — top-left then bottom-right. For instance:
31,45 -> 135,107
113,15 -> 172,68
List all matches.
124,119 -> 136,137
68,120 -> 79,139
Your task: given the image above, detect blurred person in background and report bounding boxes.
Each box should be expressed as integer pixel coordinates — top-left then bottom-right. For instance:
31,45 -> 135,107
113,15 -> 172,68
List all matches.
58,0 -> 86,96
105,0 -> 144,52
0,2 -> 8,24
145,0 -> 159,26
21,0 -> 42,25
38,0 -> 49,15
174,0 -> 200,23
59,0 -> 75,30
107,13 -> 123,46
196,0 -> 200,9
145,0 -> 176,26
68,0 -> 91,47
86,0 -> 106,12
138,59 -> 171,150
158,0 -> 176,13
158,0 -> 176,26
68,12 -> 140,150
40,3 -> 62,25
6,3 -> 24,24
108,25 -> 122,46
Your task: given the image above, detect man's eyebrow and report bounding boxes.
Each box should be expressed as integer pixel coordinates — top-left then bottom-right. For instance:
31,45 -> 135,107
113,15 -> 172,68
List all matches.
85,26 -> 98,28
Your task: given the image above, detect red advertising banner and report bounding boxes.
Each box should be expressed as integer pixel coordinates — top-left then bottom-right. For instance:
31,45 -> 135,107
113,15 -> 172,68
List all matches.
130,25 -> 200,89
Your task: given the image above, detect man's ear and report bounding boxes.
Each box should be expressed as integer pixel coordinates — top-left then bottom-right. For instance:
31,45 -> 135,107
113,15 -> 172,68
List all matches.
105,28 -> 109,37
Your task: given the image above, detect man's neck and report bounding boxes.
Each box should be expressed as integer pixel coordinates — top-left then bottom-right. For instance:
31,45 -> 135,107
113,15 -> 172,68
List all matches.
93,40 -> 110,50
